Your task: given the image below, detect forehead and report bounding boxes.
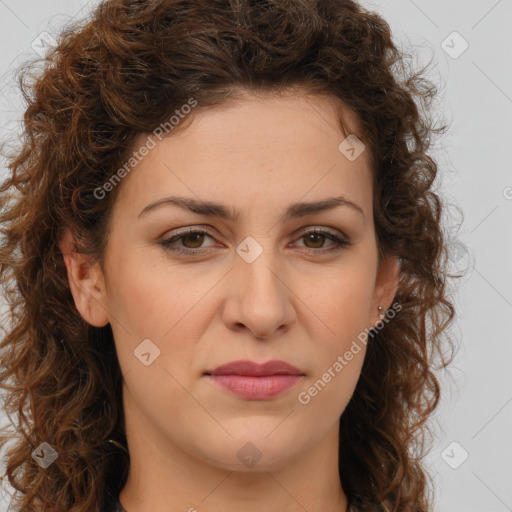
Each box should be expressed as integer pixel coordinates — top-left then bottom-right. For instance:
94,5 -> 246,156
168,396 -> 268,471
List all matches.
111,92 -> 373,222
163,91 -> 365,150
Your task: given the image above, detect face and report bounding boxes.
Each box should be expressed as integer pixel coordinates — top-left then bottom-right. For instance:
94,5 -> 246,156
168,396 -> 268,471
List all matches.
65,91 -> 399,474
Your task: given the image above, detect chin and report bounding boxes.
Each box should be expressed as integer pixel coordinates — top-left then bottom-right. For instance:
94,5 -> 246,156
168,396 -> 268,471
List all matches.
195,428 -> 308,473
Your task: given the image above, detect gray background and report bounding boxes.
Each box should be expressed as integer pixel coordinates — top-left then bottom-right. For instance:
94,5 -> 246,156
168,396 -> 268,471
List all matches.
0,0 -> 511,511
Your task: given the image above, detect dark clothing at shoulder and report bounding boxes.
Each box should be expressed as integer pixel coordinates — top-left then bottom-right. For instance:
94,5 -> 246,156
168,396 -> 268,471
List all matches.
103,499 -> 125,512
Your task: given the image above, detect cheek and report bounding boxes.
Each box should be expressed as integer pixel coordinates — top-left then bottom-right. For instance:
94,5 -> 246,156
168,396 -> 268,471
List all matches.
295,354 -> 364,435
294,267 -> 374,399
105,253 -> 212,337
296,278 -> 370,419
105,253 -> 224,383
299,266 -> 376,340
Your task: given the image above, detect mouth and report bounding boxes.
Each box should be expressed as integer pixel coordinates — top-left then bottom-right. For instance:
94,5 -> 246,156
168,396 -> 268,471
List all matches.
204,360 -> 305,400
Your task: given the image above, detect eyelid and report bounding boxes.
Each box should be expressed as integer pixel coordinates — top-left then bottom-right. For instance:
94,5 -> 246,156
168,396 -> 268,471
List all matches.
158,225 -> 352,256
160,226 -> 219,246
294,225 -> 347,240
160,225 -> 347,243
162,225 -> 216,238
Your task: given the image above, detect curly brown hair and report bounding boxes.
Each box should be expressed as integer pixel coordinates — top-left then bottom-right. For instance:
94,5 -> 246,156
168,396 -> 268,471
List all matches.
0,1 -> 461,511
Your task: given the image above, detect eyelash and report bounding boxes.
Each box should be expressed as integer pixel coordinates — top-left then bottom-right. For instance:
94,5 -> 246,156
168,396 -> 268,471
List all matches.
158,227 -> 352,256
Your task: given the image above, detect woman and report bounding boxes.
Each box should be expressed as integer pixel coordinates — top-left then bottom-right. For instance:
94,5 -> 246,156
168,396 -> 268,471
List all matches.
0,1 -> 458,511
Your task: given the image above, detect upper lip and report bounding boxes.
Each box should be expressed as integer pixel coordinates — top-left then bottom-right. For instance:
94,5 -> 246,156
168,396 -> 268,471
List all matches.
205,360 -> 304,377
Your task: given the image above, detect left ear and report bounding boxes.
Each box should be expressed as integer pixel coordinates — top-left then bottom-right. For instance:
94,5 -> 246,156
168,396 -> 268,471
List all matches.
371,253 -> 400,327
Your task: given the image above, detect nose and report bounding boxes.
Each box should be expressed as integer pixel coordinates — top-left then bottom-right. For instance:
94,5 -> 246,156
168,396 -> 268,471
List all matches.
221,248 -> 296,341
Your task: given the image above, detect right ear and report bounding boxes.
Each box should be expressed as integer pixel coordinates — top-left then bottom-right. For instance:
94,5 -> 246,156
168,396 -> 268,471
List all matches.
59,228 -> 110,327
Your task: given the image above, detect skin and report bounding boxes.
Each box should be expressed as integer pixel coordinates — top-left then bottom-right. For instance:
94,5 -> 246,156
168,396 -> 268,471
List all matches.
62,91 -> 399,512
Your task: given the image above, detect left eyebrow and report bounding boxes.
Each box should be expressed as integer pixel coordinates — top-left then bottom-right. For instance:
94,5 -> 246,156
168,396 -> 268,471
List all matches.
137,195 -> 365,222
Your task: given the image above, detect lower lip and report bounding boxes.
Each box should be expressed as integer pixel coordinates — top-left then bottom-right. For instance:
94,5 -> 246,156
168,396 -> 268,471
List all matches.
207,375 -> 303,399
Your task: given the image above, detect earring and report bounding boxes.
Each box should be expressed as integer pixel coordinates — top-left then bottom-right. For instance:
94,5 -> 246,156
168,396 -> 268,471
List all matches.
369,306 -> 384,339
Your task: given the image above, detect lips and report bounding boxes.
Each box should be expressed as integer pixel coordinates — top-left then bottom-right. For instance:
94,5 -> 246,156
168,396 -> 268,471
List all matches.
206,360 -> 304,377
205,360 -> 305,400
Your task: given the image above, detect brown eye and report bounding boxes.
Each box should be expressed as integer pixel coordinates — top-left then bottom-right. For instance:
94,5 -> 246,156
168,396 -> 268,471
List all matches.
294,228 -> 351,253
159,229 -> 216,255
180,231 -> 205,249
302,232 -> 327,249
